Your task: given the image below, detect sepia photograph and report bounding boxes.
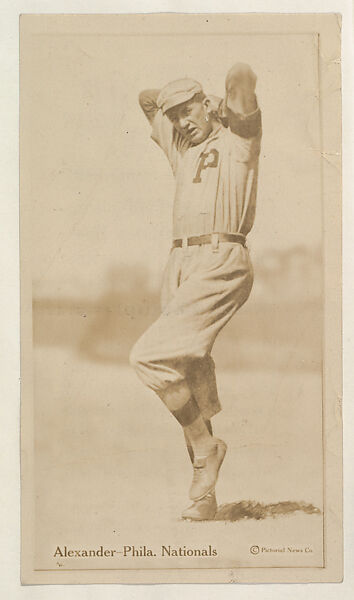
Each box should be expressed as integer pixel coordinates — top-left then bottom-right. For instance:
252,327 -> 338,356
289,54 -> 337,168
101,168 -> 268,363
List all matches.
20,13 -> 342,584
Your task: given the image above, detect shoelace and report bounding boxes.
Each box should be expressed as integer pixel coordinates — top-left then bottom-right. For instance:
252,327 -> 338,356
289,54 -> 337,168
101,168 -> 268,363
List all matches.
203,491 -> 215,500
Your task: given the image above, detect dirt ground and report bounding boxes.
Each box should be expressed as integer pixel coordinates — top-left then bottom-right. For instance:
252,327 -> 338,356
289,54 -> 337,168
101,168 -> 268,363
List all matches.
33,343 -> 324,571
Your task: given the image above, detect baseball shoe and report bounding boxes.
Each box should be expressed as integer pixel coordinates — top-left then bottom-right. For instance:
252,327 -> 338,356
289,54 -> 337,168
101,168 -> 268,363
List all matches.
181,490 -> 217,521
189,439 -> 227,501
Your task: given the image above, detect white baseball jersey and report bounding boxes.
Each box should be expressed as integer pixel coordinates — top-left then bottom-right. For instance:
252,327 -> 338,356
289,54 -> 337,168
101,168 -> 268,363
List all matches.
151,110 -> 262,239
130,96 -> 262,418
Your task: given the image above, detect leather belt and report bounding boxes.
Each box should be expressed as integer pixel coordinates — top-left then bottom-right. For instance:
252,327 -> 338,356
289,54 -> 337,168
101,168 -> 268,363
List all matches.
172,232 -> 246,249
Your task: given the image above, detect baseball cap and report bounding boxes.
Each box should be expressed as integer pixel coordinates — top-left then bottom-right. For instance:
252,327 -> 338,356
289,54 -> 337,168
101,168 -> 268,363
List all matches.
157,78 -> 203,114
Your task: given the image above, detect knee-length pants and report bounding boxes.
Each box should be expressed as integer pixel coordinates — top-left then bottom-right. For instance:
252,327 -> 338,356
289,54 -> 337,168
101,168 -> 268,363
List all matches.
130,242 -> 253,419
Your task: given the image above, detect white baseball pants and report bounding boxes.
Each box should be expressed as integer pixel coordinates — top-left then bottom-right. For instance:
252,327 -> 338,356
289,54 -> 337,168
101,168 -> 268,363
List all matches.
130,242 -> 253,419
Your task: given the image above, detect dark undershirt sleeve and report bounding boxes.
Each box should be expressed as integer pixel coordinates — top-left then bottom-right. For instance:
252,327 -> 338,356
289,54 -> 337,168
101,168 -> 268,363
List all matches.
218,98 -> 262,139
225,106 -> 262,138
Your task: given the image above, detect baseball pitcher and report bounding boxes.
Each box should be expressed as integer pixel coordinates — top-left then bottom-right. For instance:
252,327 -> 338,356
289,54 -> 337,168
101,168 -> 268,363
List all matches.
130,63 -> 262,520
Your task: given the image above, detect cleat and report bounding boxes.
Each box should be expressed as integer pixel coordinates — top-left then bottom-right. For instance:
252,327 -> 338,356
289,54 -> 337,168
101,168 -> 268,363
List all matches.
182,492 -> 217,521
182,490 -> 217,521
189,439 -> 227,501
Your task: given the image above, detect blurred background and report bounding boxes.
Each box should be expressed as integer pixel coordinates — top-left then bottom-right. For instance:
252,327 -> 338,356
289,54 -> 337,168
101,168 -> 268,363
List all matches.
33,247 -> 322,372
22,19 -> 325,568
25,31 -> 322,372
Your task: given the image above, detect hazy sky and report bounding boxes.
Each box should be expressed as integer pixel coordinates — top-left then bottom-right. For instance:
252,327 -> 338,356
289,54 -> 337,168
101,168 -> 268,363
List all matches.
24,28 -> 321,297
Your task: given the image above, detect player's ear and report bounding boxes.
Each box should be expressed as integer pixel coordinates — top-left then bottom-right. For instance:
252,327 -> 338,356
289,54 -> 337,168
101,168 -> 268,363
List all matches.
203,97 -> 211,113
203,98 -> 214,122
203,95 -> 221,116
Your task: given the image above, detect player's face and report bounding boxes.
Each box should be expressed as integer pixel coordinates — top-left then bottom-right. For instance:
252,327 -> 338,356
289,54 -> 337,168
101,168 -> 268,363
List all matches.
166,99 -> 213,145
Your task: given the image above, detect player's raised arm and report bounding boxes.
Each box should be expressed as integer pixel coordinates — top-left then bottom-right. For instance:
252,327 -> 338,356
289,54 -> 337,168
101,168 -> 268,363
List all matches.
138,81 -> 198,172
219,63 -> 261,138
138,89 -> 161,124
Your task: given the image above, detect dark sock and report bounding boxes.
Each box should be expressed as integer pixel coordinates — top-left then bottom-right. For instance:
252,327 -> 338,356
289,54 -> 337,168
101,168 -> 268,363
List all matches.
171,395 -> 200,427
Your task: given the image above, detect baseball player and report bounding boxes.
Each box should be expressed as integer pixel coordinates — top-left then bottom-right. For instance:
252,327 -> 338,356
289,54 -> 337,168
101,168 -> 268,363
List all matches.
130,63 -> 262,520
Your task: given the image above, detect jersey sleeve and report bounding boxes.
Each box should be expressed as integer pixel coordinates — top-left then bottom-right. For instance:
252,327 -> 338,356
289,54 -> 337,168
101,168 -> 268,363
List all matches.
150,110 -> 187,174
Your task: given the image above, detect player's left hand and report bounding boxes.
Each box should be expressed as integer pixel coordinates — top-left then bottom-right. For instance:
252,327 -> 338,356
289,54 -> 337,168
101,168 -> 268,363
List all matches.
225,63 -> 257,97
